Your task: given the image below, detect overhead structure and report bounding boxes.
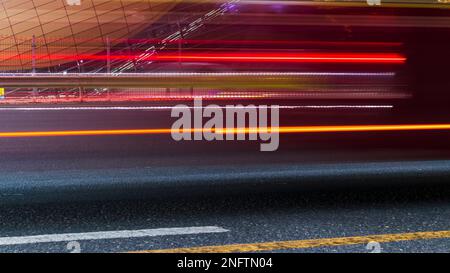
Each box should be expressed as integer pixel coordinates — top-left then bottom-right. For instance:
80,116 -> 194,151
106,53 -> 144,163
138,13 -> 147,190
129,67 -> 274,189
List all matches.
0,0 -> 179,70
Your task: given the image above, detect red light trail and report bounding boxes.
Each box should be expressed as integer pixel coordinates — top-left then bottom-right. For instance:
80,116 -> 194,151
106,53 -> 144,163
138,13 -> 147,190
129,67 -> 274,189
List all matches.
10,52 -> 406,64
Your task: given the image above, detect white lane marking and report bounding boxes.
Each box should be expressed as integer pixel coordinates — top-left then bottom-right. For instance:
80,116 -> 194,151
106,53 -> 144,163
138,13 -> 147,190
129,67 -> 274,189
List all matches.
0,226 -> 229,246
0,105 -> 393,111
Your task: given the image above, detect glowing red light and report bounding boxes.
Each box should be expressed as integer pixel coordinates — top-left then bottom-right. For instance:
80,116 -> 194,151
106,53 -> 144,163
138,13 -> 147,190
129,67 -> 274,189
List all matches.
9,52 -> 406,64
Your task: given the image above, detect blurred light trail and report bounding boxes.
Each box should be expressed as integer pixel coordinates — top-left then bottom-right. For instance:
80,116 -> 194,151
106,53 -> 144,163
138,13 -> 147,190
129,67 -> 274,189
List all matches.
93,0 -> 449,10
213,14 -> 450,28
0,89 -> 406,103
4,124 -> 450,138
0,72 -> 398,88
10,53 -> 406,64
217,124 -> 450,134
150,53 -> 406,64
0,105 -> 393,111
0,72 -> 396,77
42,37 -> 402,48
232,0 -> 450,9
0,93 -> 407,103
123,39 -> 403,48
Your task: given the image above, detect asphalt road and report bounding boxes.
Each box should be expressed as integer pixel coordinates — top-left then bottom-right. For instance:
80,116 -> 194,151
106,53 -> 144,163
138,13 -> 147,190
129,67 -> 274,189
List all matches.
0,105 -> 449,253
1,181 -> 450,253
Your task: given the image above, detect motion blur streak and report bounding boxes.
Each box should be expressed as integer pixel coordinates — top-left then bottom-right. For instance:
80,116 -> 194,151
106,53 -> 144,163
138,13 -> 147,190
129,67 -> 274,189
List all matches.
106,0 -> 450,10
3,124 -> 450,138
235,0 -> 450,9
217,124 -> 450,134
0,129 -> 174,138
0,105 -> 393,111
123,39 -> 403,47
11,53 -> 406,64
0,72 -> 396,77
151,53 -> 406,64
0,72 -> 399,94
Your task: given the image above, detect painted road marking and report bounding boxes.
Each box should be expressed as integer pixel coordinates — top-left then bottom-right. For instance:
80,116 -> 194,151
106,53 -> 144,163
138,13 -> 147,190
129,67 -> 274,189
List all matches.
0,226 -> 229,246
134,230 -> 450,253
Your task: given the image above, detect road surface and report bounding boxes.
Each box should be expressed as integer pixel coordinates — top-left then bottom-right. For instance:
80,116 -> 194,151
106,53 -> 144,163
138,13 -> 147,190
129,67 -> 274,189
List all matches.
0,105 -> 449,252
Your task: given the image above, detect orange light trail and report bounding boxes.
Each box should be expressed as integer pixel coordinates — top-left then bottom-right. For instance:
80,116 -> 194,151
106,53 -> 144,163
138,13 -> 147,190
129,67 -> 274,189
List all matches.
216,124 -> 450,134
2,124 -> 450,138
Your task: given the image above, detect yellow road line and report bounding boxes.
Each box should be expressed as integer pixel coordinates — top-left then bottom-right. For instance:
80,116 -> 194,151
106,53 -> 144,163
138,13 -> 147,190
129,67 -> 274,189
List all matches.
133,230 -> 450,253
